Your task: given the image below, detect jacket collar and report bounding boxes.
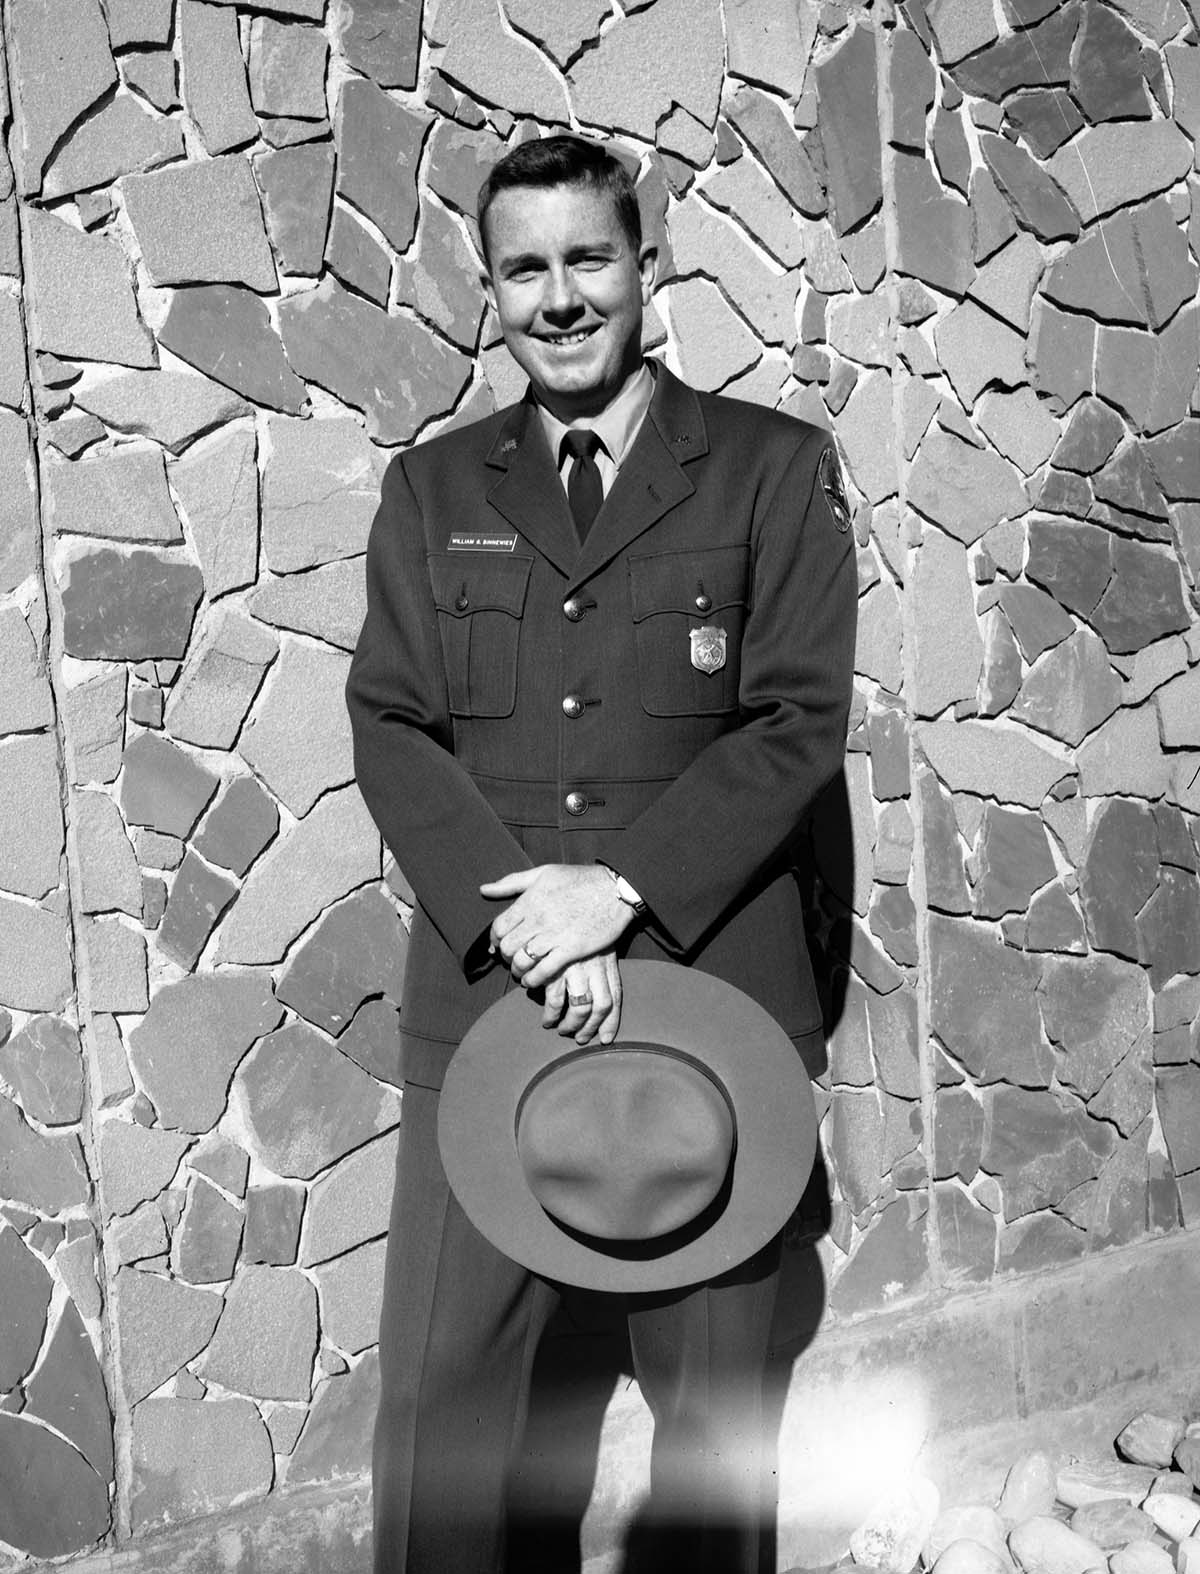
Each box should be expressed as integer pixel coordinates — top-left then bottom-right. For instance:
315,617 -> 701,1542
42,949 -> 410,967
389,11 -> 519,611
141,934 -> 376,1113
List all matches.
483,363 -> 709,587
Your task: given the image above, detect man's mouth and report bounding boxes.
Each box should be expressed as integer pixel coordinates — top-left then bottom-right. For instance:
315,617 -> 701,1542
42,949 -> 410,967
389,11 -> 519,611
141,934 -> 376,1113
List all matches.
536,327 -> 598,348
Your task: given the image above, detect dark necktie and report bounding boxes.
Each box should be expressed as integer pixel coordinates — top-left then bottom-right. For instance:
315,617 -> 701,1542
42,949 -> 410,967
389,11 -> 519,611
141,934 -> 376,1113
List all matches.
562,429 -> 604,541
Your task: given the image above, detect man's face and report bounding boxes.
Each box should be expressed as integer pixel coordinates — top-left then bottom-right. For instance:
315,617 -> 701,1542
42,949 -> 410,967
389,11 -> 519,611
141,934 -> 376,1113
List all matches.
481,182 -> 657,421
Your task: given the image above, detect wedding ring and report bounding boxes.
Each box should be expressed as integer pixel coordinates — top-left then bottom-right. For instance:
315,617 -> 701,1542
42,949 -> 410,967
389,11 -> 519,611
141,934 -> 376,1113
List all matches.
567,992 -> 593,1007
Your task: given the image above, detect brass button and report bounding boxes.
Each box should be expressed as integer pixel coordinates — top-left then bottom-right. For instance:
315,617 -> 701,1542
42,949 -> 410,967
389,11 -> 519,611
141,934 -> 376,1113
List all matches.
562,695 -> 584,719
563,597 -> 585,621
455,592 -> 470,611
564,791 -> 588,816
695,592 -> 712,613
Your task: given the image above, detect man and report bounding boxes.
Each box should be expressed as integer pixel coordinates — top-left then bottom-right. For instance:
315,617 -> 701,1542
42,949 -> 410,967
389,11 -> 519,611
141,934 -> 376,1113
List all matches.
347,134 -> 857,1574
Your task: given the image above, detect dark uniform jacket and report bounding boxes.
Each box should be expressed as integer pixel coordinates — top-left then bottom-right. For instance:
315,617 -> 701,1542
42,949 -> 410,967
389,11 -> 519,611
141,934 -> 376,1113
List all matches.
346,365 -> 857,1089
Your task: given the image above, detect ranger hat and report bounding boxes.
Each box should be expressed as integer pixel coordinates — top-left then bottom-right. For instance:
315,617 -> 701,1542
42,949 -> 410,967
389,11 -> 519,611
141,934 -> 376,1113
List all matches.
437,961 -> 817,1292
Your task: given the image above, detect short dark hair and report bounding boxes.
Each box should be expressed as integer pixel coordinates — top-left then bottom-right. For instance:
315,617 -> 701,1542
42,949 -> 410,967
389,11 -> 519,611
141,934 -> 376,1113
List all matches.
476,135 -> 642,269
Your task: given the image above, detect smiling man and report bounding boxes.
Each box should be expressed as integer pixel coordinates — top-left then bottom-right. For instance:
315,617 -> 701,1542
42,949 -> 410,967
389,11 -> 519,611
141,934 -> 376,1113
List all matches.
347,135 -> 857,1574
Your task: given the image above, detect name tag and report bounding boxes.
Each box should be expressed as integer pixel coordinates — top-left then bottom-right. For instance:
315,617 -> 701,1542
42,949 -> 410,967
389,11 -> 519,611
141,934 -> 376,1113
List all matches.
448,532 -> 517,552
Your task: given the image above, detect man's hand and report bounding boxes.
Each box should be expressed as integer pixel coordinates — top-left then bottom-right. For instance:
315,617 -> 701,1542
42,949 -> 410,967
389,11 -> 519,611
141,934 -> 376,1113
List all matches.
480,864 -> 634,991
542,952 -> 622,1045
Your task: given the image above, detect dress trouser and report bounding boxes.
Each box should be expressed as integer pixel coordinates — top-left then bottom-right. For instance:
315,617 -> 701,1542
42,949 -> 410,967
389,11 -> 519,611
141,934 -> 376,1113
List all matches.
373,1081 -> 782,1574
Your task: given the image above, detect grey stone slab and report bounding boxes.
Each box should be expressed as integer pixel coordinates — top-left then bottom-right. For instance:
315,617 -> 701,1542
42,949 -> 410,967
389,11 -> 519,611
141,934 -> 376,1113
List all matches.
165,608 -> 277,749
44,411 -> 106,458
0,898 -> 73,1013
243,1182 -> 303,1265
893,151 -> 974,296
45,447 -> 181,543
0,1225 -> 53,1390
0,1093 -> 88,1210
1040,952 -> 1147,1103
336,997 -> 402,1086
75,369 -> 251,455
25,209 -> 155,368
1005,87 -> 1082,160
122,48 -> 179,113
0,1015 -> 83,1126
725,84 -> 824,217
249,17 -> 328,119
75,789 -> 140,918
237,1019 -> 400,1180
1048,122 -> 1194,225
119,730 -> 218,837
334,0 -> 421,88
929,912 -> 1050,1085
169,426 -> 260,599
286,1347 -> 378,1486
190,0 -> 324,13
334,77 -> 427,253
259,415 -> 383,574
911,529 -> 983,718
566,0 -> 719,140
259,115 -> 331,148
1138,868 -> 1200,991
193,776 -> 279,876
1077,706 -> 1171,800
670,200 -> 798,351
23,1297 -> 113,1482
907,427 -> 1028,545
253,142 -> 334,276
189,1136 -> 249,1198
7,0 -> 116,196
63,669 -> 125,786
1095,305 -> 1200,437
315,1238 -> 385,1354
157,852 -> 237,970
60,546 -> 202,661
130,1397 -> 272,1532
42,92 -> 184,199
423,118 -> 506,219
1011,629 -> 1122,748
325,203 -> 391,306
107,0 -> 172,46
113,1268 -> 221,1407
409,200 -> 485,350
123,155 -> 277,291
174,1175 -> 243,1283
128,973 -> 280,1134
1070,4 -> 1154,123
669,277 -> 762,392
237,640 -> 352,816
178,1 -> 255,155
918,718 -> 1068,807
502,0 -> 607,70
201,1265 -> 317,1399
953,2 -> 1080,101
967,232 -> 1043,334
724,0 -> 816,97
704,160 -> 806,269
0,411 -> 39,595
278,277 -> 471,444
435,0 -> 568,122
158,284 -> 308,412
889,26 -> 936,151
1091,536 -> 1191,654
84,916 -> 148,1013
249,558 -> 366,651
0,1412 -> 110,1557
98,1122 -> 190,1220
0,295 -> 28,413
276,887 -> 406,1035
0,735 -> 64,902
983,1084 -> 1115,1221
980,134 -> 1079,243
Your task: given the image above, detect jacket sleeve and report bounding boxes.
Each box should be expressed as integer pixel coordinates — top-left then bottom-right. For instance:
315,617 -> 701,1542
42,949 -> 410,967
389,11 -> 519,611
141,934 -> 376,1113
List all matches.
345,454 -> 532,971
613,426 -> 858,954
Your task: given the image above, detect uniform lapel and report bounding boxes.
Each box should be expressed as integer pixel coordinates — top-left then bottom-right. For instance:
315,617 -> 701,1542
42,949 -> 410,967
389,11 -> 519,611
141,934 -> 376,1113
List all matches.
570,365 -> 709,589
484,398 -> 579,579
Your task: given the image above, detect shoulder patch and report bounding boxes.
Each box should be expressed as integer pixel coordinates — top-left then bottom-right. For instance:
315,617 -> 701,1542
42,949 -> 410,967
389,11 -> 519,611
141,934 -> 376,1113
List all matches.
818,446 -> 852,534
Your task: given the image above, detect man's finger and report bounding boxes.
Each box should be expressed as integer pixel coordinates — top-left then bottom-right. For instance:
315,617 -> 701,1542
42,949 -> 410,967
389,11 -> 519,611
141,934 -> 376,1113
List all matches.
521,947 -> 576,992
542,976 -> 567,1028
480,868 -> 539,898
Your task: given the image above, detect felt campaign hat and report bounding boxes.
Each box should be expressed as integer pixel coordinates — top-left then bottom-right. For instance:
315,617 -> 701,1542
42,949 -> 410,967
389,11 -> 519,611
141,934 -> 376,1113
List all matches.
437,961 -> 817,1292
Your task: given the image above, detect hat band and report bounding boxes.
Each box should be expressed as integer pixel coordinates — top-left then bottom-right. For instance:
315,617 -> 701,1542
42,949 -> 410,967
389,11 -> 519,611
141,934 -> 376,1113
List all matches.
544,1159 -> 737,1262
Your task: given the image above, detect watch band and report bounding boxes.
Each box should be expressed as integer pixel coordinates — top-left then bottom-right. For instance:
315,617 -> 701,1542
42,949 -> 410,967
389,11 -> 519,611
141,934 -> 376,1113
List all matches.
598,862 -> 647,915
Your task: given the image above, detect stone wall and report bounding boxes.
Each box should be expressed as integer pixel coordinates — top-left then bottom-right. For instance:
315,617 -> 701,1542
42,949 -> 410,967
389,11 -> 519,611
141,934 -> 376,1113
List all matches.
0,0 -> 1198,1562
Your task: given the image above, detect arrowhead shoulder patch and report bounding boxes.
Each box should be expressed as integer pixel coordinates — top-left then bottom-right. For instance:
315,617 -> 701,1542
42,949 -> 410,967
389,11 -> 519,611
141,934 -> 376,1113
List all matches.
818,446 -> 852,534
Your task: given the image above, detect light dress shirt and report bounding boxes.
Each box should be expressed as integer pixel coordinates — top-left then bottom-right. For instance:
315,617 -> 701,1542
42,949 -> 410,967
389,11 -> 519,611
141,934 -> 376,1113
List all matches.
536,361 -> 655,501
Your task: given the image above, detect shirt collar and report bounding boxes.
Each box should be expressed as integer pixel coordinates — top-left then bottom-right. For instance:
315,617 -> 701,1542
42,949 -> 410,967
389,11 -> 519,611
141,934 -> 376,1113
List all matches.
536,362 -> 655,469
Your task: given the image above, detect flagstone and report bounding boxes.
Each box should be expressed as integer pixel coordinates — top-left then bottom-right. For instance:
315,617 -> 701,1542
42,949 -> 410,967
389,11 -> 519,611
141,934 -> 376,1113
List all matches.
918,718 -> 1067,808
1005,88 -> 1083,160
24,1297 -> 113,1480
179,0 -> 257,155
1052,397 -> 1125,475
253,142 -> 335,277
158,285 -> 308,413
893,152 -> 974,296
972,804 -> 1057,919
276,887 -> 406,1036
261,416 -> 385,574
120,731 -> 218,837
908,427 -> 1027,544
702,161 -> 806,270
156,853 -> 237,970
953,4 -> 1080,101
929,915 -> 1049,1085
1011,629 -> 1122,747
325,205 -> 391,307
723,0 -> 816,97
1028,299 -> 1095,414
1090,537 -> 1191,654
0,1413 -> 110,1556
25,209 -> 155,368
165,610 -> 277,750
0,734 -> 63,901
0,1226 -> 53,1391
1044,202 -> 1197,330
238,642 -> 353,817
1025,883 -> 1087,954
409,199 -> 485,350
1076,706 -> 1171,799
1040,952 -> 1148,1101
814,24 -> 880,234
236,1021 -> 401,1180
1095,306 -> 1200,436
1070,3 -> 1154,122
287,1349 -> 379,1486
193,776 -> 279,876
979,135 -> 1079,244
278,277 -> 472,445
1139,867 -> 1200,990
669,277 -> 761,392
7,0 -> 116,196
114,1271 -> 218,1407
41,92 -> 183,201
75,370 -> 249,456
46,448 -> 181,544
1048,122 -> 1194,225
174,1175 -> 243,1284
567,0 -> 719,140
976,388 -> 1058,475
314,1238 -> 386,1354
121,49 -> 179,113
424,118 -> 506,220
984,1086 -> 1115,1221
967,233 -> 1043,334
249,18 -> 327,119
123,156 -> 277,291
334,0 -> 421,88
1025,517 -> 1111,618
130,1397 -> 272,1532
890,27 -> 935,151
726,84 -> 825,218
169,427 -> 260,600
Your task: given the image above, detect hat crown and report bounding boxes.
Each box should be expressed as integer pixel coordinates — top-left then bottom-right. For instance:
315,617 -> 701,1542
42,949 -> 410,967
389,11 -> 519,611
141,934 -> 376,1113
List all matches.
516,1046 -> 735,1243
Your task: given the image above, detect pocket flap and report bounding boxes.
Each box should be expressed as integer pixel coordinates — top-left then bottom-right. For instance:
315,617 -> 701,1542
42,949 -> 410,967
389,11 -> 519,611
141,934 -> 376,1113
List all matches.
429,553 -> 533,618
628,545 -> 750,622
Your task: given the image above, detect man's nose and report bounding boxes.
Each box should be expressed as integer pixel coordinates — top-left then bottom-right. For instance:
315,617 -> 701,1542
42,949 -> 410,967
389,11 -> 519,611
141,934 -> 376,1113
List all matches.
542,266 -> 582,318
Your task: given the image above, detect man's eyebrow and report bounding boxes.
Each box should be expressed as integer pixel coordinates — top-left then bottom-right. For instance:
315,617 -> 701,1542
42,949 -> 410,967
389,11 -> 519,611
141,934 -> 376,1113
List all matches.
497,251 -> 546,274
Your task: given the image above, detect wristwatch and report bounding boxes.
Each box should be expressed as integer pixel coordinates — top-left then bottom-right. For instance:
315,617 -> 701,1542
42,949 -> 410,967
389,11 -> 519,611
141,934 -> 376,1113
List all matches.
598,862 -> 647,916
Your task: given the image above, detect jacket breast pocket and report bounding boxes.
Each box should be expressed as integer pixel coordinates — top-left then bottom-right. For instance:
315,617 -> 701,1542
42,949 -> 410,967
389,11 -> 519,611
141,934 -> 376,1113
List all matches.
628,545 -> 750,717
429,553 -> 533,718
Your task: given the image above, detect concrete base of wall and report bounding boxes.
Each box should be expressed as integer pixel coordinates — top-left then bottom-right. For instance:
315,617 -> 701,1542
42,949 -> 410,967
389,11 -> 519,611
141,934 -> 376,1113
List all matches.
54,1231 -> 1200,1574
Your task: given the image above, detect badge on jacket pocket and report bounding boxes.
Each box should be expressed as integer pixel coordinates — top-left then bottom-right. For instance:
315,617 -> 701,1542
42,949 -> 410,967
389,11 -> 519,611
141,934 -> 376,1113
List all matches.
690,625 -> 727,674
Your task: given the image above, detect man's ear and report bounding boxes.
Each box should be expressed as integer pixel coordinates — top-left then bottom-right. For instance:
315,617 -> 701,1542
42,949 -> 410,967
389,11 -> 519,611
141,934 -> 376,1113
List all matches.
481,270 -> 498,316
638,244 -> 658,302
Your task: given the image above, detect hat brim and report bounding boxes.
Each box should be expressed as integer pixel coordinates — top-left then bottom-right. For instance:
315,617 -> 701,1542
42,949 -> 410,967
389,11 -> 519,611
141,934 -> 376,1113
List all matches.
437,962 -> 817,1292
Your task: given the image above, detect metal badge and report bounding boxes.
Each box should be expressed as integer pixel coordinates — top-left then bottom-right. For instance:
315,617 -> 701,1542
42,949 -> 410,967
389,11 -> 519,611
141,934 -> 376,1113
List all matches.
690,625 -> 727,674
818,446 -> 852,534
